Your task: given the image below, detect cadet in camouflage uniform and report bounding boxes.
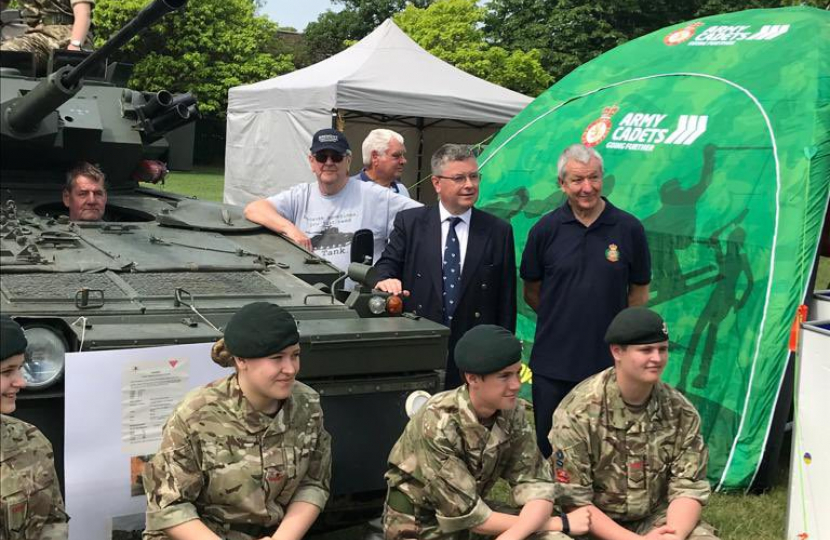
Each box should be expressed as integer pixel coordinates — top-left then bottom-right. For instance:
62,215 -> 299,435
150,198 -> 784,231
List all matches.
0,316 -> 69,540
1,0 -> 94,68
142,302 -> 331,540
384,325 -> 591,540
550,307 -> 719,540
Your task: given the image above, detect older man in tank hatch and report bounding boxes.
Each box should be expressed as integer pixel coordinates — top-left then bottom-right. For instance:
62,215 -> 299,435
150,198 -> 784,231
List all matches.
62,161 -> 107,221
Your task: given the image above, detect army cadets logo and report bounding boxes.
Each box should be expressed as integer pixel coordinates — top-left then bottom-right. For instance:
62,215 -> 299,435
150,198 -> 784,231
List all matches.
581,105 -> 619,147
664,22 -> 704,46
664,21 -> 790,47
603,111 -> 708,153
605,244 -> 620,263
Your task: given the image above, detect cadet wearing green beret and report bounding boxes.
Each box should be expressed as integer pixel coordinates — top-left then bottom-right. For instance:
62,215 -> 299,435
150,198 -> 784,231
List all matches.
383,324 -> 591,540
550,307 -> 719,540
142,302 -> 332,540
1,316 -> 69,540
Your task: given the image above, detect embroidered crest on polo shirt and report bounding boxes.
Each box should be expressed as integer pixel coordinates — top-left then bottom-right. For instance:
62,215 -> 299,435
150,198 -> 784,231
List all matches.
605,243 -> 620,262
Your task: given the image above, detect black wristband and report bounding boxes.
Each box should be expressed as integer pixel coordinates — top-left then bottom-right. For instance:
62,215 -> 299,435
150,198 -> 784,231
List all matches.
560,512 -> 570,535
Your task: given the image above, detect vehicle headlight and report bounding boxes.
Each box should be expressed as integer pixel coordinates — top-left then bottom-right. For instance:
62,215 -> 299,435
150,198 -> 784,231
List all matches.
405,390 -> 431,418
22,326 -> 67,390
368,295 -> 387,315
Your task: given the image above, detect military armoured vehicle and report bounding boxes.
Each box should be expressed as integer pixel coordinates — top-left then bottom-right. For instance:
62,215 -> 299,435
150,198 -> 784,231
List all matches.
0,0 -> 448,529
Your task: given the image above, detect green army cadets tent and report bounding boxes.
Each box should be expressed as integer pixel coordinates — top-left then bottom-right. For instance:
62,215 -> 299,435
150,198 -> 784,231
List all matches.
478,7 -> 830,491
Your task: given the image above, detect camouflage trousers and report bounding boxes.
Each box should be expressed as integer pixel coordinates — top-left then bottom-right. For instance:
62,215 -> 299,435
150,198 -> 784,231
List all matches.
0,24 -> 90,67
574,507 -> 719,540
383,504 -> 571,540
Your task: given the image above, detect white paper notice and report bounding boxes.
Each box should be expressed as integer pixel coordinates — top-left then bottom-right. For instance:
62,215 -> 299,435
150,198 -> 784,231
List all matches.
65,342 -> 225,540
122,357 -> 189,455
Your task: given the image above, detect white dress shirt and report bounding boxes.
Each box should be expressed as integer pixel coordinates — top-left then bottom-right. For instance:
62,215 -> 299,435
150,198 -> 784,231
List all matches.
439,202 -> 472,271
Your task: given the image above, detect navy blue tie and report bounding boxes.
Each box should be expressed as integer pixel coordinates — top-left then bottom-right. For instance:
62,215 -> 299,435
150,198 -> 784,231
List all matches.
442,217 -> 462,325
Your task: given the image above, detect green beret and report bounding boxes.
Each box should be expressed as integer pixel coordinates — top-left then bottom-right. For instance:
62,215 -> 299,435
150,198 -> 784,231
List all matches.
604,307 -> 669,345
455,325 -> 522,375
1,316 -> 28,361
223,302 -> 299,359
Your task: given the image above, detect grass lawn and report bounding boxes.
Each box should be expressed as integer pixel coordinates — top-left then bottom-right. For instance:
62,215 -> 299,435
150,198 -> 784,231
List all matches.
141,166 -> 225,202
705,485 -> 788,540
157,167 -> 818,539
482,426 -> 790,540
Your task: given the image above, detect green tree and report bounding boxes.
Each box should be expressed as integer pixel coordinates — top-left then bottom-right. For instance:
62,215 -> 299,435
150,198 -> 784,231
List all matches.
484,0 -> 827,85
93,0 -> 294,117
394,0 -> 551,96
300,0 -> 434,66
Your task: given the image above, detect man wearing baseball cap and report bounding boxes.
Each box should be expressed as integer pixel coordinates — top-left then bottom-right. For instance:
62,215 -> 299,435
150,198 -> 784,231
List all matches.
550,307 -> 719,540
383,325 -> 591,540
245,128 -> 420,273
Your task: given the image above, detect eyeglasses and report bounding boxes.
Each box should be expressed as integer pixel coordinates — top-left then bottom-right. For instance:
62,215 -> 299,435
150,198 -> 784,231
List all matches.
435,172 -> 482,184
314,151 -> 346,163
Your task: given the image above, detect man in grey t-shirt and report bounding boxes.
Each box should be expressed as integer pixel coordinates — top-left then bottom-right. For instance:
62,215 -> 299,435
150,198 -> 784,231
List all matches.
244,128 -> 421,272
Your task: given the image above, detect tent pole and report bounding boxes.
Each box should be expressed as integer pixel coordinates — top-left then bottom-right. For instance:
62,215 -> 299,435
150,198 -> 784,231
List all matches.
416,117 -> 425,200
331,108 -> 342,130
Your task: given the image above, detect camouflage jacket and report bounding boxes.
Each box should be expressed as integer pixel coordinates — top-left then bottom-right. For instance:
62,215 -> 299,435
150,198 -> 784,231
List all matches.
0,415 -> 68,540
142,374 -> 331,538
19,0 -> 93,25
550,368 -> 710,522
385,386 -> 555,534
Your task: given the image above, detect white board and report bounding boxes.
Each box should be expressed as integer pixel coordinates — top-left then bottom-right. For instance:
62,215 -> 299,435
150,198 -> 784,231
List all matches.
811,291 -> 830,321
64,343 -> 227,540
787,321 -> 830,540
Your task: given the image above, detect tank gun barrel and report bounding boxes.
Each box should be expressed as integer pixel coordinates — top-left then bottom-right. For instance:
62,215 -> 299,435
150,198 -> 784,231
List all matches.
3,0 -> 187,135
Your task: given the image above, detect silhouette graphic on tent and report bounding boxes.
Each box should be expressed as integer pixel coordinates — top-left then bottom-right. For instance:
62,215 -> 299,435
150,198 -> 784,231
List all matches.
679,209 -> 754,391
643,144 -> 716,306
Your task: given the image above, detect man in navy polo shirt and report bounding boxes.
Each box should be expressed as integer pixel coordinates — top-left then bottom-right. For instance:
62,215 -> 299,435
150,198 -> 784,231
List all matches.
520,143 -> 651,458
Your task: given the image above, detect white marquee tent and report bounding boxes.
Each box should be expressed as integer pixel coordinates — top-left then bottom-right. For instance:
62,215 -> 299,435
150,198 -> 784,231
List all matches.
224,19 -> 532,205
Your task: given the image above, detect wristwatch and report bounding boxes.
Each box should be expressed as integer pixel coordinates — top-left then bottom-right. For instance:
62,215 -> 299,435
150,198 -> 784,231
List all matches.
70,39 -> 83,47
560,512 -> 570,535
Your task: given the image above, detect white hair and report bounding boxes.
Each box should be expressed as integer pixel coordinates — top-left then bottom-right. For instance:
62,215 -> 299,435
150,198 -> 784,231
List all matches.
362,129 -> 405,166
557,144 -> 604,182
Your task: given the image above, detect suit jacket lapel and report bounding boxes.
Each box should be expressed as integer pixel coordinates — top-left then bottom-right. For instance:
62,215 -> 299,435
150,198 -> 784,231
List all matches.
424,206 -> 444,304
459,208 -> 488,304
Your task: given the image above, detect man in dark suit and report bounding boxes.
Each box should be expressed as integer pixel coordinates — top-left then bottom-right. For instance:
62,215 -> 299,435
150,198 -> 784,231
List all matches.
374,144 -> 517,389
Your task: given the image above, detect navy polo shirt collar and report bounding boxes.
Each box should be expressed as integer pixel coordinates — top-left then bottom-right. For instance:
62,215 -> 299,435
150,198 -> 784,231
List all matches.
359,168 -> 403,194
559,197 -> 619,227
358,168 -> 373,183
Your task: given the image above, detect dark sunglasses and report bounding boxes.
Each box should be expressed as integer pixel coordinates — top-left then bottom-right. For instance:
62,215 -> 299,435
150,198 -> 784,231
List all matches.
313,151 -> 346,163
